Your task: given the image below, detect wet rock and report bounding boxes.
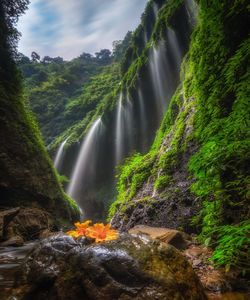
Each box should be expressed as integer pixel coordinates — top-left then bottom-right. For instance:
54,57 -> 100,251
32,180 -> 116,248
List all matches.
13,233 -> 207,300
0,208 -> 20,240
5,207 -> 53,242
128,225 -> 188,250
0,235 -> 24,247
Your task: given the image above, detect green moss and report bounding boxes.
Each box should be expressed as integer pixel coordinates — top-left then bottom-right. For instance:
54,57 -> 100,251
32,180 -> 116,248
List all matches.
154,175 -> 172,191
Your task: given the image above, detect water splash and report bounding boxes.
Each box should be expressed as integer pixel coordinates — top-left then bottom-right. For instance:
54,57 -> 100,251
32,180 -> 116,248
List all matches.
67,117 -> 103,201
54,138 -> 68,171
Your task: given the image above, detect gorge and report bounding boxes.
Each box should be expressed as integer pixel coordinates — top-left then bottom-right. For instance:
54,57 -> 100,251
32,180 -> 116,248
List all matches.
0,0 -> 249,299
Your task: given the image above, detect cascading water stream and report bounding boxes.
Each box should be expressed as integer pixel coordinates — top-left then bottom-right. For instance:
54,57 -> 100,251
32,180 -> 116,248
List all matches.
167,28 -> 182,66
149,42 -> 168,115
125,95 -> 134,152
115,93 -> 124,164
138,88 -> 147,149
67,117 -> 103,201
54,137 -> 68,171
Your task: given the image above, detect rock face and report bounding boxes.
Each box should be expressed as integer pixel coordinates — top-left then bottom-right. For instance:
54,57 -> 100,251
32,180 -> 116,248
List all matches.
13,233 -> 207,300
0,207 -> 53,245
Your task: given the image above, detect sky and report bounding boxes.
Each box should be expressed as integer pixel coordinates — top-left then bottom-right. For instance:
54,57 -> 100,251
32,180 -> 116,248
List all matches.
17,0 -> 148,60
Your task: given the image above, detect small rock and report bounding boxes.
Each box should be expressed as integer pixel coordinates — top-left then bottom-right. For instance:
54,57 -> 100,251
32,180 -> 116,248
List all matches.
0,235 -> 24,247
202,270 -> 232,293
193,259 -> 202,267
39,229 -> 53,239
129,224 -> 188,250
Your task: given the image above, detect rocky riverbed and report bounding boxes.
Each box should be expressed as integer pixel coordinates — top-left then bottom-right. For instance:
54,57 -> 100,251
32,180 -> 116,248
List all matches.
0,225 -> 249,300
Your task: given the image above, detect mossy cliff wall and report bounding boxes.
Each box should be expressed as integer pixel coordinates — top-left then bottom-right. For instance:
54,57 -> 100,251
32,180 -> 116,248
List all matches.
0,1 -> 79,226
110,0 -> 250,272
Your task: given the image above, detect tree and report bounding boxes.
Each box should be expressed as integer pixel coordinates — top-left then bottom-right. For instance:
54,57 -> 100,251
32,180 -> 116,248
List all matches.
31,51 -> 40,62
1,0 -> 30,55
16,52 -> 30,64
52,56 -> 63,64
112,31 -> 133,61
95,49 -> 112,64
0,0 -> 30,88
42,56 -> 53,64
79,52 -> 93,61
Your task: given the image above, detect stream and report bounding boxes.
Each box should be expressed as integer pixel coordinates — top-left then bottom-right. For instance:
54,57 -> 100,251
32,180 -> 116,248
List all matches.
0,241 -> 37,299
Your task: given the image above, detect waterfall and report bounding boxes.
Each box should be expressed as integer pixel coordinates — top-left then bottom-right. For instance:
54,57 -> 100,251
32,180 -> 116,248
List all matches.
125,95 -> 134,152
149,42 -> 169,115
167,28 -> 182,66
115,93 -> 124,164
186,0 -> 198,25
54,138 -> 68,171
138,88 -> 147,149
153,3 -> 158,18
67,117 -> 103,201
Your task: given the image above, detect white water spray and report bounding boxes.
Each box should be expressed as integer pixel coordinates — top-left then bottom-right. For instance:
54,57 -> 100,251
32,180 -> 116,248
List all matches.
67,117 -> 102,200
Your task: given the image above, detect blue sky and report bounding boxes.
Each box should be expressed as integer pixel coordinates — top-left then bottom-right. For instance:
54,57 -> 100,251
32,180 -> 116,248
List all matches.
18,0 -> 148,60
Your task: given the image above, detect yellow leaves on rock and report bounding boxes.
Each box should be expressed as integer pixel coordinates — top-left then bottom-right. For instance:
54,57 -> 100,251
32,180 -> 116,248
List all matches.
66,220 -> 119,243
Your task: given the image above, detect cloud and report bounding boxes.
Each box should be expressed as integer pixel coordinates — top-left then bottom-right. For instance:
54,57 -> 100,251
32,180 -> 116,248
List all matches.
18,0 -> 148,60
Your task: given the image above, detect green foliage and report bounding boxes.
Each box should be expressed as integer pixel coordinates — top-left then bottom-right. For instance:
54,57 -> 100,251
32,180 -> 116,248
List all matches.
211,222 -> 250,273
51,63 -> 120,149
19,54 -> 120,145
185,0 -> 250,273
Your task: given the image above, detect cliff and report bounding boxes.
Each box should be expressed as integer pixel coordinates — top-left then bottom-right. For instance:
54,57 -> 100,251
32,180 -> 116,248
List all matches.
0,0 -> 79,226
110,0 -> 250,273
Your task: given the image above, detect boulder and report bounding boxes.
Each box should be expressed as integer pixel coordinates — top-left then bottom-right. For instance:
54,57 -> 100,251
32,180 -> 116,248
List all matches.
129,225 -> 188,250
12,233 -> 207,300
0,208 -> 20,240
5,207 -> 53,241
0,207 -> 53,244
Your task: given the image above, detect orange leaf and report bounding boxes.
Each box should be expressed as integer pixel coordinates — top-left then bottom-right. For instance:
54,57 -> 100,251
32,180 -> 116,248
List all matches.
86,223 -> 119,243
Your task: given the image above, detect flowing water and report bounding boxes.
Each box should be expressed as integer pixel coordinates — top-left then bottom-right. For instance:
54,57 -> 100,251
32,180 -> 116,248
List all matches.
67,117 -> 103,202
138,88 -> 147,150
0,242 -> 37,299
115,93 -> 125,164
54,137 -> 68,171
